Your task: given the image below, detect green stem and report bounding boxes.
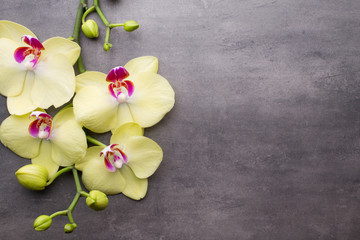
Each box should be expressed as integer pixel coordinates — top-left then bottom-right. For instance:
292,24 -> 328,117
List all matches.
65,168 -> 82,224
46,166 -> 73,186
93,0 -> 113,50
82,5 -> 95,23
93,0 -> 110,26
109,23 -> 124,28
72,0 -> 87,73
80,191 -> 90,197
86,135 -> 107,147
50,210 -> 68,218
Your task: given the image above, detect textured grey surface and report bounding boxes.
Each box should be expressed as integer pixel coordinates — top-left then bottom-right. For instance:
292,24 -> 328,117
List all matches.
1,0 -> 360,239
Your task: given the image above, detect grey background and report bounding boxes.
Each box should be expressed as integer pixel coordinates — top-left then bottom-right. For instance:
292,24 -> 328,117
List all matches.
1,0 -> 360,239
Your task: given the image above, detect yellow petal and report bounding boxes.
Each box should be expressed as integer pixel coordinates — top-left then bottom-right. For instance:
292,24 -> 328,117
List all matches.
111,103 -> 134,132
82,157 -> 126,195
32,140 -> 59,179
128,72 -> 175,127
0,38 -> 27,97
75,146 -> 104,171
7,71 -> 37,115
124,56 -> 159,78
42,37 -> 81,66
73,86 -> 118,133
110,122 -> 143,145
126,136 -> 163,179
50,108 -> 87,166
0,114 -> 41,158
32,54 -> 75,109
0,20 -> 36,42
75,71 -> 107,93
119,165 -> 148,200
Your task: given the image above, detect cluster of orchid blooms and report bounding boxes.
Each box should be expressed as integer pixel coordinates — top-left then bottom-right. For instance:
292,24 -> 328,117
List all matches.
0,3 -> 174,232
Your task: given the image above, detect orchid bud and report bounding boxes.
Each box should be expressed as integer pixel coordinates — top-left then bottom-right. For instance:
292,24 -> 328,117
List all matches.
86,190 -> 109,211
82,20 -> 99,38
15,164 -> 48,191
64,223 -> 77,233
124,20 -> 139,32
103,43 -> 112,52
33,215 -> 52,231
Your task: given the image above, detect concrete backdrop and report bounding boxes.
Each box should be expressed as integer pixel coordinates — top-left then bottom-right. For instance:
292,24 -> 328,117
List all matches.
1,0 -> 360,239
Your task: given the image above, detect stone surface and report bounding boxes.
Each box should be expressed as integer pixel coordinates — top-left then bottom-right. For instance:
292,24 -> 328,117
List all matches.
1,0 -> 360,239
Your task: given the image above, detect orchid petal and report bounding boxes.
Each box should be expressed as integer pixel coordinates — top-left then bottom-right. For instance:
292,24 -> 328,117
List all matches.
32,140 -> 59,179
73,86 -> 118,133
110,122 -> 143,145
106,66 -> 129,82
42,37 -> 81,65
0,114 -> 41,158
75,146 -> 104,171
7,71 -> 37,115
81,156 -> 126,195
0,20 -> 36,43
0,38 -> 27,97
75,71 -> 107,92
119,165 -> 148,200
14,46 -> 30,63
126,136 -> 163,179
31,53 -> 75,109
124,56 -> 159,78
128,72 -> 175,127
50,108 -> 87,166
111,103 -> 134,132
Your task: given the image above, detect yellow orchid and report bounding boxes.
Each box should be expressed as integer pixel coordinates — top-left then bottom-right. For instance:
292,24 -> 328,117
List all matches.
0,21 -> 80,115
75,122 -> 163,200
73,56 -> 175,133
0,108 -> 87,178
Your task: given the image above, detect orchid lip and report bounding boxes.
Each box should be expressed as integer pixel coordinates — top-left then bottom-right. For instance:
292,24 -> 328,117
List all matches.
100,144 -> 128,172
28,111 -> 53,140
14,35 -> 44,69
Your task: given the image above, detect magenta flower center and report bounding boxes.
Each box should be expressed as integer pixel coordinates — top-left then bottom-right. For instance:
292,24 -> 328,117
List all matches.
28,111 -> 53,140
14,35 -> 45,70
106,66 -> 134,103
100,144 -> 128,172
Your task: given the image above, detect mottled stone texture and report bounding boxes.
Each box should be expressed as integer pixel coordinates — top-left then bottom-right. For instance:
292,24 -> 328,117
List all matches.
1,0 -> 360,239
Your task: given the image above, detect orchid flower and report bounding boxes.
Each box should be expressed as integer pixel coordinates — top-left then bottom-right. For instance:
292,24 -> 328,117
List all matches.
0,21 -> 80,115
73,56 -> 175,133
75,122 -> 163,199
0,108 -> 87,178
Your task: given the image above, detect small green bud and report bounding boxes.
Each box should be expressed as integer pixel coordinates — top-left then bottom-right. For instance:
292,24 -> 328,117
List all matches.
33,215 -> 52,231
82,19 -> 99,38
103,43 -> 111,52
15,164 -> 48,191
64,223 -> 77,233
124,20 -> 139,32
86,190 -> 109,211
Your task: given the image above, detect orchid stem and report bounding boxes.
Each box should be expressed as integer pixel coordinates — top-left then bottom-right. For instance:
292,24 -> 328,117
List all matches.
82,5 -> 95,24
46,166 -> 73,186
93,0 -> 113,51
86,135 -> 107,147
72,0 -> 87,73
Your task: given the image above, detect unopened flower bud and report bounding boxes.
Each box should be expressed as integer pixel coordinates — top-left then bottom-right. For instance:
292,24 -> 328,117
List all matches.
124,20 -> 139,32
103,43 -> 112,52
33,215 -> 52,231
15,164 -> 48,191
82,20 -> 99,38
86,190 -> 109,211
64,223 -> 77,233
